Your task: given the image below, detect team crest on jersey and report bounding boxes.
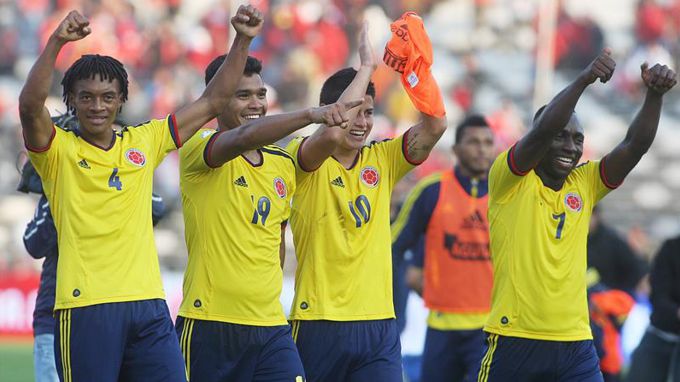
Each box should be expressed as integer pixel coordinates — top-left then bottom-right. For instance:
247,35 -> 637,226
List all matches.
273,177 -> 287,198
360,166 -> 379,188
564,192 -> 583,212
125,149 -> 146,167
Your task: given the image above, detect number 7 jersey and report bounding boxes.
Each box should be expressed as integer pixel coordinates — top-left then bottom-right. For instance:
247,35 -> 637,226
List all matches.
485,147 -> 615,341
286,134 -> 417,321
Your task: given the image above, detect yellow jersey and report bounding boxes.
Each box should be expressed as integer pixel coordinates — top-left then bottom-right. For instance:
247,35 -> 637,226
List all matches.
179,129 -> 295,326
286,134 -> 416,321
485,147 -> 614,341
27,116 -> 181,310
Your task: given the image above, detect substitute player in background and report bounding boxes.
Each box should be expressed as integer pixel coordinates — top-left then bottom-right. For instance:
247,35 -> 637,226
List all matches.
176,52 -> 361,381
392,115 -> 495,382
286,15 -> 447,381
477,49 -> 676,381
18,6 -> 262,380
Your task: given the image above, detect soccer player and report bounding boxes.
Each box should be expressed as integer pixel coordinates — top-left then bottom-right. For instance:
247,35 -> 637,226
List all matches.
392,114 -> 495,382
17,6 -> 263,380
477,50 -> 676,381
175,53 -> 361,381
19,115 -> 166,382
286,19 -> 448,381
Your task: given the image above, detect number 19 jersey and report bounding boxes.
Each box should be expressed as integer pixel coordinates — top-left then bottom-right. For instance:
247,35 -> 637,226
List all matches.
179,129 -> 295,326
286,134 -> 416,321
485,147 -> 615,341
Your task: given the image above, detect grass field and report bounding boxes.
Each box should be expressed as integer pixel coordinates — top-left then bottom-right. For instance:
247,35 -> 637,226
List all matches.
0,341 -> 34,382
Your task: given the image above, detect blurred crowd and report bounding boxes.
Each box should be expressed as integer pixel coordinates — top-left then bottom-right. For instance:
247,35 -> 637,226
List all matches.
0,0 -> 679,274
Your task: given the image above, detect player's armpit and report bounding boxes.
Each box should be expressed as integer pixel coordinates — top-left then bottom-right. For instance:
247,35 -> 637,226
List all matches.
403,114 -> 447,164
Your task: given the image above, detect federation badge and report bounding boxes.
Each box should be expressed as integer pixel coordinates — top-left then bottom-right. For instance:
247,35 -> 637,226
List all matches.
564,192 -> 583,212
273,177 -> 287,198
125,148 -> 146,167
360,166 -> 379,188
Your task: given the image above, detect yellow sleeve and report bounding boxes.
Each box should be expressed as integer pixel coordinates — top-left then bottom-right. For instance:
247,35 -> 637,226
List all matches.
376,133 -> 417,187
581,160 -> 614,205
179,129 -> 217,176
285,136 -> 312,185
26,126 -> 66,182
130,115 -> 181,168
488,147 -> 527,204
283,162 -> 296,222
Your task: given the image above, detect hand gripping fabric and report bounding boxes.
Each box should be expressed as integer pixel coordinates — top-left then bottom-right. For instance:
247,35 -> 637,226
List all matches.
383,11 -> 445,118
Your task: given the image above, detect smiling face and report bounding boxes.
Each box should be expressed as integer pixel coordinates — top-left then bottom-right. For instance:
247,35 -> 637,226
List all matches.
536,114 -> 585,182
69,75 -> 123,138
218,73 -> 267,130
336,94 -> 374,152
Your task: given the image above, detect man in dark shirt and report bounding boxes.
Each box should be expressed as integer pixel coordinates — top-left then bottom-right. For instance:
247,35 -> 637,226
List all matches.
587,206 -> 648,295
625,235 -> 680,382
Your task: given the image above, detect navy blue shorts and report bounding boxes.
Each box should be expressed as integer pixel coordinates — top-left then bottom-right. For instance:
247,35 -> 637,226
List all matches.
291,319 -> 402,382
421,327 -> 485,382
476,333 -> 604,382
175,317 -> 304,382
54,299 -> 185,382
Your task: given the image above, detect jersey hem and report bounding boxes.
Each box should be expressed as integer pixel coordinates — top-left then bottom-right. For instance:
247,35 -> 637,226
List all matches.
54,293 -> 166,310
483,326 -> 593,342
177,312 -> 288,327
288,312 -> 396,321
24,125 -> 56,153
507,144 -> 529,176
599,156 -> 622,189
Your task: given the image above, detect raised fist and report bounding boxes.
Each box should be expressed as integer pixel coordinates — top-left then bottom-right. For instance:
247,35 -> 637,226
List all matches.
581,49 -> 616,84
52,10 -> 91,43
640,63 -> 677,95
231,5 -> 264,39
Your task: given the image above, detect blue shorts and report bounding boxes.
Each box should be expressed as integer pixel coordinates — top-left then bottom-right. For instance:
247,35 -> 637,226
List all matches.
291,319 -> 402,382
175,317 -> 304,382
421,327 -> 485,382
54,299 -> 185,382
476,333 -> 603,382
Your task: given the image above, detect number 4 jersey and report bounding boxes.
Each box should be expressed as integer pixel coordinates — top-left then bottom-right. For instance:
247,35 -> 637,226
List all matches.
485,146 -> 615,341
178,129 -> 295,326
26,117 -> 181,310
286,134 -> 417,321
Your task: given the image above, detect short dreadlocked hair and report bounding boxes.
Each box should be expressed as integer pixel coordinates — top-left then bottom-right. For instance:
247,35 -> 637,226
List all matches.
61,54 -> 129,115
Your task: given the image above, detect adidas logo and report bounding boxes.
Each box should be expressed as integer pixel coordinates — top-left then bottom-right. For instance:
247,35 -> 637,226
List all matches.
78,159 -> 90,169
234,176 -> 248,187
330,177 -> 345,188
462,210 -> 487,230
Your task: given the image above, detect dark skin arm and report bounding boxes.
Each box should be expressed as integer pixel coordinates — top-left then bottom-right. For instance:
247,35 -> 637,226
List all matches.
19,11 -> 92,149
172,5 -> 263,144
406,266 -> 423,297
601,63 -> 676,185
206,100 -> 363,167
279,223 -> 286,270
513,49 -> 616,173
299,22 -> 376,171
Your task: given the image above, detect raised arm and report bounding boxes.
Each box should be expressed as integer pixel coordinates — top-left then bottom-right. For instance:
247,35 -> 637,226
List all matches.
206,99 -> 363,167
19,11 -> 91,150
513,49 -> 616,173
173,5 -> 263,144
298,22 -> 377,170
599,63 -> 677,186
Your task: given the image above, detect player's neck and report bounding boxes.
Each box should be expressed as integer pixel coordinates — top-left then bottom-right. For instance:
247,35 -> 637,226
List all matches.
79,127 -> 115,149
242,149 -> 262,165
535,168 -> 566,191
332,146 -> 360,169
456,165 -> 487,180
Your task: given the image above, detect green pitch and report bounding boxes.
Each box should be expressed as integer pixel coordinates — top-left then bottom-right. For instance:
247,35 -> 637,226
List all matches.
0,342 -> 34,382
